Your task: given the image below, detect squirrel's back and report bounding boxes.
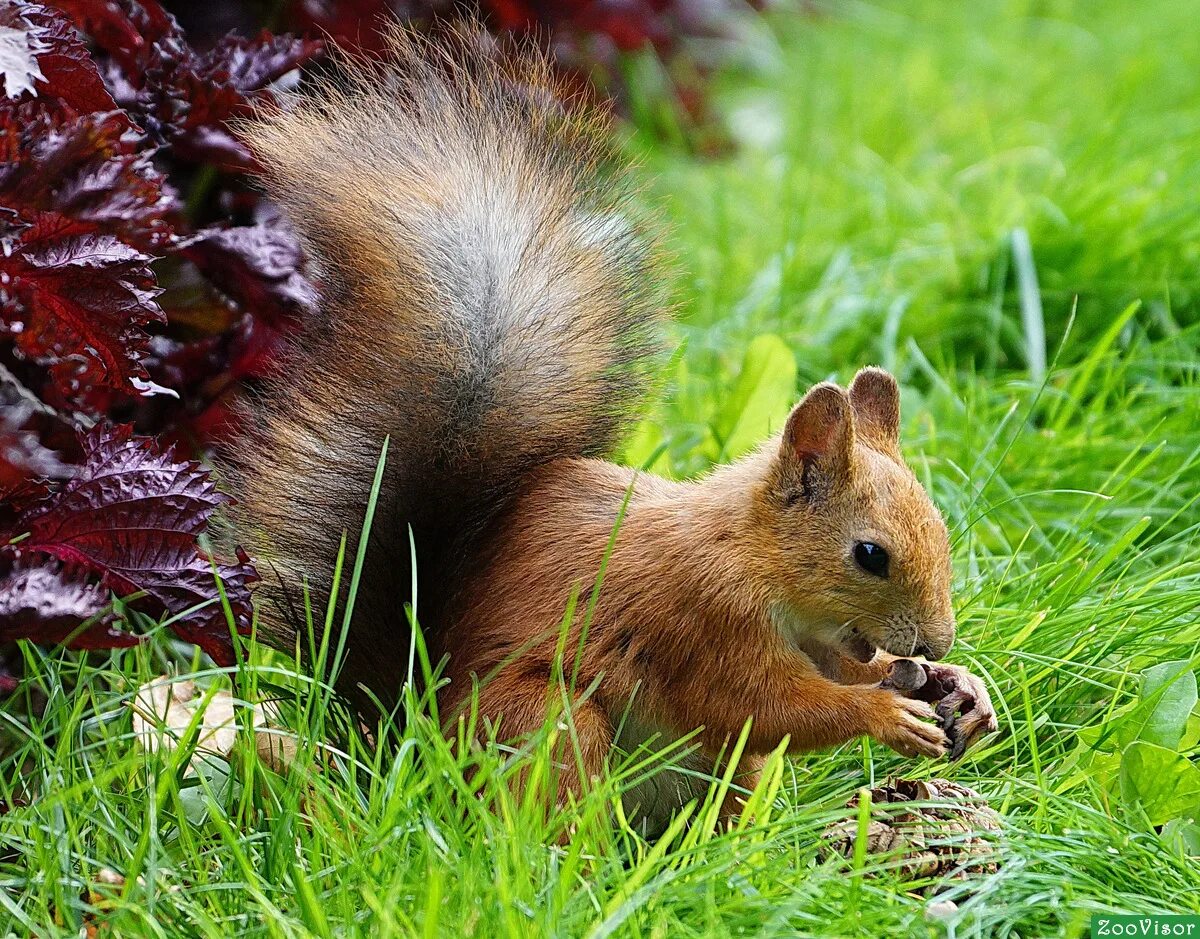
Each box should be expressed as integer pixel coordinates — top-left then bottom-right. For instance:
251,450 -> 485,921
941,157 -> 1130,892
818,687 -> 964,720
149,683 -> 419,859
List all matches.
221,26 -> 661,707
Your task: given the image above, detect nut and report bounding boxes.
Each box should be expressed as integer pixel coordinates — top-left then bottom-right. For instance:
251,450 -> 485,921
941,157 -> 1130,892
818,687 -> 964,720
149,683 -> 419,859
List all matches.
883,658 -> 928,693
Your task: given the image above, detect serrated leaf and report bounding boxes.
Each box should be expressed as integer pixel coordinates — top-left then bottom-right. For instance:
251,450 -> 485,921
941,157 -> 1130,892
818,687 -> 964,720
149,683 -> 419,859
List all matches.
0,98 -> 179,408
111,12 -> 322,170
0,18 -> 45,99
0,398 -> 72,487
10,423 -> 256,664
184,213 -> 316,323
0,108 -> 176,247
50,0 -> 168,74
0,556 -> 137,649
0,3 -> 117,112
1,216 -> 165,402
198,30 -> 323,95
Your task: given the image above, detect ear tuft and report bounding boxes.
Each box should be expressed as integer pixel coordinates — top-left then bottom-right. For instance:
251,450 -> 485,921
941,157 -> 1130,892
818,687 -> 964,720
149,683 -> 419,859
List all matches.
782,382 -> 852,465
849,367 -> 900,450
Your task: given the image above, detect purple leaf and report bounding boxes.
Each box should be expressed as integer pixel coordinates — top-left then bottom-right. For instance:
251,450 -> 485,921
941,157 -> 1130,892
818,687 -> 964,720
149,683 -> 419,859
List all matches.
0,398 -> 73,486
184,212 -> 316,323
199,30 -> 323,95
0,2 -> 119,113
0,107 -> 177,247
0,213 -> 166,405
10,423 -> 257,665
0,556 -> 138,649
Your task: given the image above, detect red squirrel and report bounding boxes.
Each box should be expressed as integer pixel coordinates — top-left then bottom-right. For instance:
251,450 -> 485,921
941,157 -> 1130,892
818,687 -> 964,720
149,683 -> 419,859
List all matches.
220,25 -> 997,830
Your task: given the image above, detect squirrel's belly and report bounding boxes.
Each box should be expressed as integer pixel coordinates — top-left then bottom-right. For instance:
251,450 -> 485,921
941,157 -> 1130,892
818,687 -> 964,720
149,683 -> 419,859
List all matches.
613,713 -> 718,838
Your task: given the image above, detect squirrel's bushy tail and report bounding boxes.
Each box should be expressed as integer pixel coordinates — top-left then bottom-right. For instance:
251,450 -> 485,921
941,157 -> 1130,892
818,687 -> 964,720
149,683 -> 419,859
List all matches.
222,25 -> 660,706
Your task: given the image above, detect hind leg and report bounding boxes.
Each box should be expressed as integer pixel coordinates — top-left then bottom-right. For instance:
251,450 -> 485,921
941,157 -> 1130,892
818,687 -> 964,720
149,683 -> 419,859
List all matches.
718,753 -> 765,828
469,666 -> 614,813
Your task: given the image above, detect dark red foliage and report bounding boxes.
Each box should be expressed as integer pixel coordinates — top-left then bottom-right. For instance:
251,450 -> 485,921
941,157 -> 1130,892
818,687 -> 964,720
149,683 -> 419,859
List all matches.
113,22 -> 322,170
49,0 -> 155,70
0,101 -> 174,404
0,0 -> 299,663
286,0 -> 757,135
285,0 -> 452,55
283,0 -> 748,61
0,558 -> 136,649
2,216 -> 166,402
2,424 -> 256,665
1,400 -> 72,493
183,209 -> 318,324
1,2 -> 119,112
207,30 -> 323,94
0,108 -> 175,247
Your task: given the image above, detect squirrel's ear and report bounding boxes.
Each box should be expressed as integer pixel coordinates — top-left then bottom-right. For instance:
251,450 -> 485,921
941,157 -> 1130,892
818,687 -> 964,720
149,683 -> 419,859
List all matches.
849,367 -> 900,453
779,382 -> 854,496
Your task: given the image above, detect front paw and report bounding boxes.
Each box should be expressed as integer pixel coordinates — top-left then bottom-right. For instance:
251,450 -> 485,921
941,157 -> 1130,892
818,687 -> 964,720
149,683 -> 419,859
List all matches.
866,690 -> 950,759
927,663 -> 998,759
884,661 -> 998,760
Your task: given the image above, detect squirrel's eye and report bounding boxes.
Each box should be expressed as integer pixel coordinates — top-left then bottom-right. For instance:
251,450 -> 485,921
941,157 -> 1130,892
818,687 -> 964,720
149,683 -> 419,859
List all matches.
854,541 -> 889,578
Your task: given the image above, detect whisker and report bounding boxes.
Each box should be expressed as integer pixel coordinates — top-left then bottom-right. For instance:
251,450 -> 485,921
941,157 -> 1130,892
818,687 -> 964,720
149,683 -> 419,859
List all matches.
830,597 -> 889,627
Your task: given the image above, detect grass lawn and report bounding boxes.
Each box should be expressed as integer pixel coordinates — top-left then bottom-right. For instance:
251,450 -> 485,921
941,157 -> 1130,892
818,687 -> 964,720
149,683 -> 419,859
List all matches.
5,0 -> 1200,935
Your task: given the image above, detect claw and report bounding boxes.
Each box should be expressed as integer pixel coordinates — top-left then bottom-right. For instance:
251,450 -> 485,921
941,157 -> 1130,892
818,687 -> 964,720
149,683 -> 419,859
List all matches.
948,725 -> 968,761
949,710 -> 992,760
889,663 -> 998,759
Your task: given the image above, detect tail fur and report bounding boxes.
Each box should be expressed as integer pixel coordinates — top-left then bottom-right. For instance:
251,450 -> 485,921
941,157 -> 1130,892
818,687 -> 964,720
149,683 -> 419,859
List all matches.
221,25 -> 661,707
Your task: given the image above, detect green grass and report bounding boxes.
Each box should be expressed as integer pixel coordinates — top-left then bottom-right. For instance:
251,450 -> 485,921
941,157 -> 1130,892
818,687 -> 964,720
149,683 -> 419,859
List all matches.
5,0 -> 1200,935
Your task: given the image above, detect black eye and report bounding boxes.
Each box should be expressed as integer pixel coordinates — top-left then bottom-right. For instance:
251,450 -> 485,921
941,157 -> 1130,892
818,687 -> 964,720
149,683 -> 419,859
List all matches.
854,542 -> 889,578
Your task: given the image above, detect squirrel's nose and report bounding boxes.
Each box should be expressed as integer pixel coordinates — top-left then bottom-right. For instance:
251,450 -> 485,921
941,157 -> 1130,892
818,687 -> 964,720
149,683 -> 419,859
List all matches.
915,632 -> 954,661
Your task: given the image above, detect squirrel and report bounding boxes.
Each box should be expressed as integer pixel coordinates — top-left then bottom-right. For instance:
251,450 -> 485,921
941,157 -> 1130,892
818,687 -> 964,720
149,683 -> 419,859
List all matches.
220,24 -> 998,831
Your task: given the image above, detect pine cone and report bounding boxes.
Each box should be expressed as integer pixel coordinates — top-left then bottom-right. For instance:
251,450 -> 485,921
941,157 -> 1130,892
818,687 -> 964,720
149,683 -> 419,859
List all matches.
821,778 -> 1002,882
